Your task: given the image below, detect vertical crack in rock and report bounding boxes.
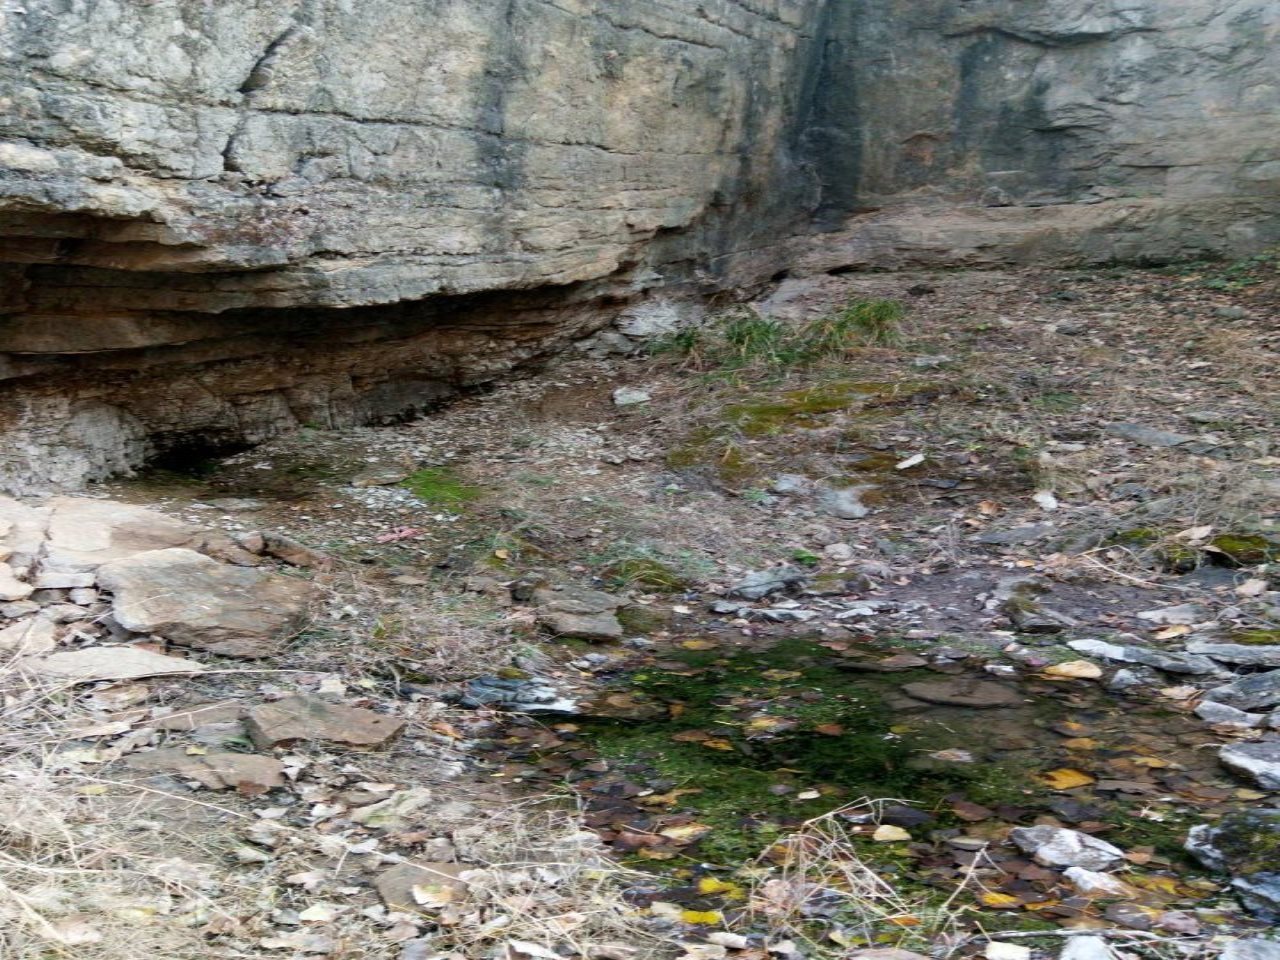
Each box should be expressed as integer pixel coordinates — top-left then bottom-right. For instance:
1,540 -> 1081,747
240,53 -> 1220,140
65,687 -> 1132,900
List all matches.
0,0 -> 1278,491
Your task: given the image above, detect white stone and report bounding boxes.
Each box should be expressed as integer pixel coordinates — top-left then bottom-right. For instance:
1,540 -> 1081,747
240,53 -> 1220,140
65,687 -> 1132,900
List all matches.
1059,936 -> 1117,960
1010,826 -> 1125,870
612,386 -> 653,407
1063,867 -> 1137,898
0,562 -> 33,602
0,615 -> 59,656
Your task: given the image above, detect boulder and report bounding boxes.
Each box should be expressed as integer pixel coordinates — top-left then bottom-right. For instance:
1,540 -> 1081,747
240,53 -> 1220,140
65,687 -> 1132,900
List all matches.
1186,642 -> 1280,668
0,497 -> 51,569
0,614 -> 59,656
246,695 -> 405,750
97,547 -> 316,657
1010,826 -> 1125,870
727,567 -> 810,601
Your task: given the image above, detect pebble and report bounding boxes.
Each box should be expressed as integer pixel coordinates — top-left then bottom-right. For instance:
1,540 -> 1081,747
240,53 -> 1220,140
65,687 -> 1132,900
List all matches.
611,386 -> 652,407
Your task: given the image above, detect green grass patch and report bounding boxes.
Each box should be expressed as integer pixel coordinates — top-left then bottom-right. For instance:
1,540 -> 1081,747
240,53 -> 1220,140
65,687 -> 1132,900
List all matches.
400,467 -> 483,506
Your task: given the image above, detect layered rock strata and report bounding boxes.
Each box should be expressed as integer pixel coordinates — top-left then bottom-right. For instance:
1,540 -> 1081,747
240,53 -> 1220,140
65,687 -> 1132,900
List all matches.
1,1 -> 1277,488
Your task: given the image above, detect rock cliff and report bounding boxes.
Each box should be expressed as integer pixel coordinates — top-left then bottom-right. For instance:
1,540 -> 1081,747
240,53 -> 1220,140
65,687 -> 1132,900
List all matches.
1,0 -> 1277,489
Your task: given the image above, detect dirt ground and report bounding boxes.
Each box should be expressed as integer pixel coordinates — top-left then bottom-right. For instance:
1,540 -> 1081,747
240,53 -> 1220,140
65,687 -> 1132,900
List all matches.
3,260 -> 1278,960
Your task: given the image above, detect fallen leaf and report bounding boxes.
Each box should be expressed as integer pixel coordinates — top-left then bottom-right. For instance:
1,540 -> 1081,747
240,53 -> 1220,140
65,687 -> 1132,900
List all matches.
1151,624 -> 1191,640
813,723 -> 845,736
896,453 -> 925,470
978,891 -> 1022,909
760,669 -> 801,681
1237,578 -> 1269,598
701,738 -> 735,752
681,639 -> 718,650
660,823 -> 713,844
679,910 -> 723,925
873,825 -> 911,842
1043,660 -> 1102,680
1039,768 -> 1096,790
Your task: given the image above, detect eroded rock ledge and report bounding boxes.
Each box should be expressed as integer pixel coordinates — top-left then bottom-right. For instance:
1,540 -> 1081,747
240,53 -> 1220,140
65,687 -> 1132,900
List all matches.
2,0 -> 1278,490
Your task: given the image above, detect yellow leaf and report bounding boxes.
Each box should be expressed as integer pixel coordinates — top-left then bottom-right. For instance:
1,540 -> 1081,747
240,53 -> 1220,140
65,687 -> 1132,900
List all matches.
680,910 -> 723,925
1131,756 -> 1177,769
760,669 -> 801,681
697,877 -> 744,899
979,892 -> 1022,909
701,738 -> 735,752
886,914 -> 922,927
638,848 -> 676,861
1043,661 -> 1102,680
873,825 -> 912,842
493,548 -> 511,560
1039,768 -> 1096,790
660,823 -> 713,843
637,788 -> 703,807
681,639 -> 718,650
1152,624 -> 1190,640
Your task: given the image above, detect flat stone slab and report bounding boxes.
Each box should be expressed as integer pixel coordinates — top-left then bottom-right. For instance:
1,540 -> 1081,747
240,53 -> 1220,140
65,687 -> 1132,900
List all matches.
1220,740 -> 1280,789
97,547 -> 316,657
25,646 -> 205,682
126,747 -> 284,792
1187,642 -> 1280,668
152,701 -> 246,731
42,497 -> 207,572
246,695 -> 406,750
901,679 -> 1023,709
1068,638 -> 1218,675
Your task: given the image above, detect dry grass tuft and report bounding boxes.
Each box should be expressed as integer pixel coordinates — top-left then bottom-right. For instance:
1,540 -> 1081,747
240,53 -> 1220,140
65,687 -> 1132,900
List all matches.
746,799 -> 977,954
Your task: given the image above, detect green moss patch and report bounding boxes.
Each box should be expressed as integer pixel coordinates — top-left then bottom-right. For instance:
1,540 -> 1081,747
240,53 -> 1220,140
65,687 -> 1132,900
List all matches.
400,467 -> 483,506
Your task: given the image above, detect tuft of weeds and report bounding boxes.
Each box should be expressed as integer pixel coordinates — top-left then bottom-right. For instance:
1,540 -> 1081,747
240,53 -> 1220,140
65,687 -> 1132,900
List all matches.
656,299 -> 907,374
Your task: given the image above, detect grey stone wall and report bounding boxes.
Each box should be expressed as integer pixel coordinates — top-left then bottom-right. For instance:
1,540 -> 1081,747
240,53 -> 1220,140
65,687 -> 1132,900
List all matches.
0,0 -> 1276,489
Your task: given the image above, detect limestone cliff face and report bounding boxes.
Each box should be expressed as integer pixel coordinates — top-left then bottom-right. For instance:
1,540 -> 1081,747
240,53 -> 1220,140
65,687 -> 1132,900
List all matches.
0,0 -> 1277,489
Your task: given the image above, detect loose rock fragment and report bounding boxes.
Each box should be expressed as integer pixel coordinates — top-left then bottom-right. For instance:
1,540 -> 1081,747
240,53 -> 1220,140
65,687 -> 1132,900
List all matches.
1220,740 -> 1280,789
246,695 -> 406,749
126,748 -> 284,792
533,584 -> 623,641
1010,826 -> 1125,870
374,862 -> 470,912
26,646 -> 205,682
98,547 -> 316,657
1204,670 -> 1280,711
0,562 -> 33,601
